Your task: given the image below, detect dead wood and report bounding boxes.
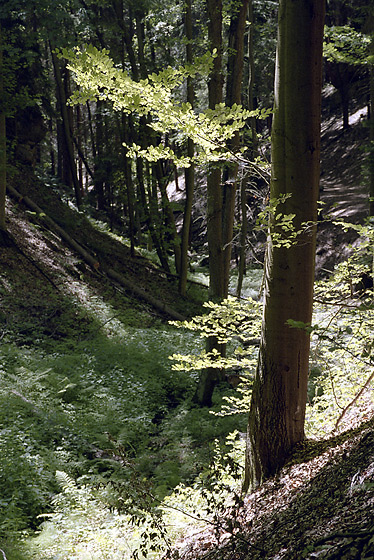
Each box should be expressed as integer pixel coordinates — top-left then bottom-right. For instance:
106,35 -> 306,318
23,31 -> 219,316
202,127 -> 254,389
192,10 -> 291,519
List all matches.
6,184 -> 186,321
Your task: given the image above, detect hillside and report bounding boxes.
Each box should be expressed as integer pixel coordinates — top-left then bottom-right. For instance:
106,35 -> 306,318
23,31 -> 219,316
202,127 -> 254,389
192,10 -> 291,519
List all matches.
1,167 -> 206,346
177,417 -> 374,560
0,107 -> 373,560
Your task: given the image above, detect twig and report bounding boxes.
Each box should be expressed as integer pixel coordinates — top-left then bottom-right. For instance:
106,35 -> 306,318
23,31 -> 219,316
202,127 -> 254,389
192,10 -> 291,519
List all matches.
334,369 -> 374,431
0,548 -> 8,560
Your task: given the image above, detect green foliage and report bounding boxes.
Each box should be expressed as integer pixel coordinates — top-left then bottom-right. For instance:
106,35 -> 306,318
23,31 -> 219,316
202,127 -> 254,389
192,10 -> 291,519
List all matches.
61,45 -> 256,166
26,471 -> 136,560
255,194 -> 317,249
170,296 -> 261,375
288,221 -> 374,436
26,431 -> 246,560
324,25 -> 371,66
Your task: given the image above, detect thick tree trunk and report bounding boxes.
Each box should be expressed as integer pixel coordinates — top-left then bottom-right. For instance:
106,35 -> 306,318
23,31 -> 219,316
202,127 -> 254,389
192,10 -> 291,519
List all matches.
244,0 -> 325,489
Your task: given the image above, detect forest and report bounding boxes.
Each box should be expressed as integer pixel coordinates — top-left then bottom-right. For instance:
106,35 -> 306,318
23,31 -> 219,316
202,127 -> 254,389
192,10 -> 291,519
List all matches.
0,0 -> 373,558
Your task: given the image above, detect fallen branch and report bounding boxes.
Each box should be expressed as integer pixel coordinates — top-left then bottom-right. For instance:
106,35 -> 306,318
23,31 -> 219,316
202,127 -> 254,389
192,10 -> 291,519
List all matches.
6,184 -> 186,321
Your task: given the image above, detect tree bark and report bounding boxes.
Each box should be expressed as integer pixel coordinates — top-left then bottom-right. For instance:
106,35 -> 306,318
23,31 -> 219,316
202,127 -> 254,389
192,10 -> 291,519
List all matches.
51,47 -> 82,209
206,0 -> 224,300
179,0 -> 195,296
222,0 -> 249,296
244,0 -> 325,489
369,13 -> 374,217
0,23 -> 6,235
194,0 -> 225,407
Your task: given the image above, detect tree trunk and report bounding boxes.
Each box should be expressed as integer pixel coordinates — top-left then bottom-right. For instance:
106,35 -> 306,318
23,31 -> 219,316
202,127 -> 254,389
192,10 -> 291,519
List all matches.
194,0 -> 225,407
222,0 -> 249,296
0,23 -> 6,235
237,0 -> 257,297
206,0 -> 224,300
236,175 -> 247,297
179,0 -> 195,296
244,0 -> 325,490
94,100 -> 106,211
369,15 -> 374,217
51,47 -> 82,209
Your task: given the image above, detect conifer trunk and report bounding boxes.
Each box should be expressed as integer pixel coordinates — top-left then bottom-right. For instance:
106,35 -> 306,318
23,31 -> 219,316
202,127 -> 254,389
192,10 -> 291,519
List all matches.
244,0 -> 325,489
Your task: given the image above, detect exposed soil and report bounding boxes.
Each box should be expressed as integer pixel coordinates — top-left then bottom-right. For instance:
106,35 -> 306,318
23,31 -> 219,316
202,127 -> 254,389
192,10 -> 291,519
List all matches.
175,417 -> 374,560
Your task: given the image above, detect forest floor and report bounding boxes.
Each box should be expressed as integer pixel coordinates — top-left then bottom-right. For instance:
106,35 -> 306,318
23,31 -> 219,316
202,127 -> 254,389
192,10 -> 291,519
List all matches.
0,102 -> 373,559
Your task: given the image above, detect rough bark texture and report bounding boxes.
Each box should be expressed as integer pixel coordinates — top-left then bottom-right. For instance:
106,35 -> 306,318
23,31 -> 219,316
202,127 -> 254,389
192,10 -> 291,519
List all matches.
244,0 -> 325,490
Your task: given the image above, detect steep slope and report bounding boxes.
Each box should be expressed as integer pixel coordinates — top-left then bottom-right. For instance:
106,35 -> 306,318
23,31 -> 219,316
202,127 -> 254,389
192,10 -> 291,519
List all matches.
176,417 -> 374,560
1,168 -> 204,344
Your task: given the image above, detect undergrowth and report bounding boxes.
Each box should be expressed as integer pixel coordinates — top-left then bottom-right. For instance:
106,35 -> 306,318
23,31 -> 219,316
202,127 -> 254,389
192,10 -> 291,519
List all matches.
0,216 -> 372,559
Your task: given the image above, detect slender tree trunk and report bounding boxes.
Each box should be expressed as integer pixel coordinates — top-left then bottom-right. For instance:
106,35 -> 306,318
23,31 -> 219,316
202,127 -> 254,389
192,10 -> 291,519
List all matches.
0,23 -> 6,235
76,104 -> 84,194
155,162 -> 182,273
86,101 -> 97,160
222,0 -> 249,296
236,175 -> 248,296
206,0 -> 224,300
94,100 -> 106,211
122,114 -> 136,256
194,0 -> 225,407
244,0 -> 325,489
369,16 -> 374,217
179,0 -> 195,296
51,47 -> 82,208
237,0 -> 257,297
